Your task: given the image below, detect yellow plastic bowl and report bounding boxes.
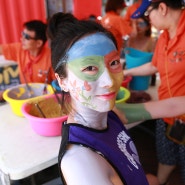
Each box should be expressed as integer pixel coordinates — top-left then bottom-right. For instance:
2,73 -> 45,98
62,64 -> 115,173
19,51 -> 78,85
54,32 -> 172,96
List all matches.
3,83 -> 54,117
116,87 -> 130,104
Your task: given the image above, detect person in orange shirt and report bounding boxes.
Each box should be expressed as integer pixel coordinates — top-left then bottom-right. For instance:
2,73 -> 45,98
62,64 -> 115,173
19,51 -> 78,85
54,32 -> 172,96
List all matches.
0,20 -> 55,101
101,0 -> 137,55
124,0 -> 185,184
0,20 -> 55,84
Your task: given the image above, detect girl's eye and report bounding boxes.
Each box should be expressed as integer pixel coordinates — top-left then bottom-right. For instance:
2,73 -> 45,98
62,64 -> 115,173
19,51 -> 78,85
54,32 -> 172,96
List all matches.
110,60 -> 120,69
82,66 -> 98,75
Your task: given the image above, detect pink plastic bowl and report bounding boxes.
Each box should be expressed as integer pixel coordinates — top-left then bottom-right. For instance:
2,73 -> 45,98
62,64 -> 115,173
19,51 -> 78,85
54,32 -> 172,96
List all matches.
21,94 -> 68,137
121,76 -> 132,88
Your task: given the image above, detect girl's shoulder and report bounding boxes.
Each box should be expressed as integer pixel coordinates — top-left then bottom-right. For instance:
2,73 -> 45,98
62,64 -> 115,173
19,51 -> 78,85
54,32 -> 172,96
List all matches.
61,145 -> 117,185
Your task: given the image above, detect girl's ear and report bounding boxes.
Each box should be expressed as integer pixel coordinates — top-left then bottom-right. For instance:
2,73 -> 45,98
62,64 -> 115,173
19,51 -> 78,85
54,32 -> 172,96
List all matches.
55,73 -> 69,92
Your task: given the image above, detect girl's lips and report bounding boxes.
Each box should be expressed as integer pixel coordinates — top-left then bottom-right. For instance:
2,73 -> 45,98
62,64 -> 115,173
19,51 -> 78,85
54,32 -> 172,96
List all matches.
96,92 -> 116,100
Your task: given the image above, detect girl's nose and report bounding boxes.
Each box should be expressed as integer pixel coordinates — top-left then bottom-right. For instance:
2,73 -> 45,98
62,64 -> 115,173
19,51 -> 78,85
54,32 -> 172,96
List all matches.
99,68 -> 113,88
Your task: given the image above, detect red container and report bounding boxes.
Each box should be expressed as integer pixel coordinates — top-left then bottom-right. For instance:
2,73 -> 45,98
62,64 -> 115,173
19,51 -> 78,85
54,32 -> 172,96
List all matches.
121,76 -> 132,88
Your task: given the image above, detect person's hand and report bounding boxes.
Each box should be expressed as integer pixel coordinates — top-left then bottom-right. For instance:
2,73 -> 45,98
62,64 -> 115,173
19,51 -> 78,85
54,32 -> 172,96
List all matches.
146,174 -> 160,185
123,69 -> 130,77
130,19 -> 138,38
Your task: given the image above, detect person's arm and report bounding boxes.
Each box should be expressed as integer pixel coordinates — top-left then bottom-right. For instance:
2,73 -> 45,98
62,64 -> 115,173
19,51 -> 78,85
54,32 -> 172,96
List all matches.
113,96 -> 185,124
144,97 -> 185,119
123,62 -> 158,77
129,19 -> 137,38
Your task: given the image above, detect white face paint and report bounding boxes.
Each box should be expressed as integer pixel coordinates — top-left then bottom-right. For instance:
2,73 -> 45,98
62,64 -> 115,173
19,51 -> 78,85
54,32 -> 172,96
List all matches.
67,69 -> 117,112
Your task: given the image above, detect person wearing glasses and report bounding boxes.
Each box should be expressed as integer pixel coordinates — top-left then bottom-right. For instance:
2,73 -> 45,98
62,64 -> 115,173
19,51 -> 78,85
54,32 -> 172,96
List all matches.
0,20 -> 55,101
0,20 -> 55,84
124,0 -> 185,184
46,12 -> 185,185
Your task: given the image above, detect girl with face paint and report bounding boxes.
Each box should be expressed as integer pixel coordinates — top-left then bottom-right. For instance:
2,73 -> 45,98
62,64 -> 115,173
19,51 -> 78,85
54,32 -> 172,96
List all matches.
47,12 -> 185,185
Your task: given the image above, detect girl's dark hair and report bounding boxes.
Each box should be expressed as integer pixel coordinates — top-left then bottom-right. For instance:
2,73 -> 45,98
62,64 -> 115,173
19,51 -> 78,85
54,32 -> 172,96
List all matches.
47,12 -> 117,77
105,0 -> 125,13
151,0 -> 183,10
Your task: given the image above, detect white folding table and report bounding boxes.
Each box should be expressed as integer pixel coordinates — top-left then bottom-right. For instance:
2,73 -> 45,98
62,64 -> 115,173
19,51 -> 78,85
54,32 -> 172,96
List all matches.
0,103 -> 61,185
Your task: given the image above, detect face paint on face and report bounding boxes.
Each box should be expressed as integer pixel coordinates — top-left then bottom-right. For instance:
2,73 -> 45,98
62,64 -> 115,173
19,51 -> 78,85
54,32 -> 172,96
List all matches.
68,56 -> 104,82
66,32 -> 117,61
65,33 -> 123,112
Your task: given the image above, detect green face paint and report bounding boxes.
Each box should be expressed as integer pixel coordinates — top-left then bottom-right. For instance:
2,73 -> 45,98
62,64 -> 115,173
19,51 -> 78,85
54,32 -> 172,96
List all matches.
68,56 -> 104,82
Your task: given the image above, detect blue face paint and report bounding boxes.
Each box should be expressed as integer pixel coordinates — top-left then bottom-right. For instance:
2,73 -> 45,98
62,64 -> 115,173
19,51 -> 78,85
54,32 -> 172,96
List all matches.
66,33 -> 117,62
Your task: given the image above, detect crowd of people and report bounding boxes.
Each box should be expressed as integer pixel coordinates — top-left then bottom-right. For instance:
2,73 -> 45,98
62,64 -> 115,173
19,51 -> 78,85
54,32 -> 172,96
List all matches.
1,0 -> 185,184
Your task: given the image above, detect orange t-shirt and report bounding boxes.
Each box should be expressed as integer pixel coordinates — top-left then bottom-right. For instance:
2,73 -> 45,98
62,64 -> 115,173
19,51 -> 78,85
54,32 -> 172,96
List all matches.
101,11 -> 132,54
152,10 -> 185,124
2,43 -> 55,84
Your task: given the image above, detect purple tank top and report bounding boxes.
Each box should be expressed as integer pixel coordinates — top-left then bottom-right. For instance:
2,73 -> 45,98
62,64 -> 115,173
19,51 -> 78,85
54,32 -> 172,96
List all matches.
58,111 -> 149,185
